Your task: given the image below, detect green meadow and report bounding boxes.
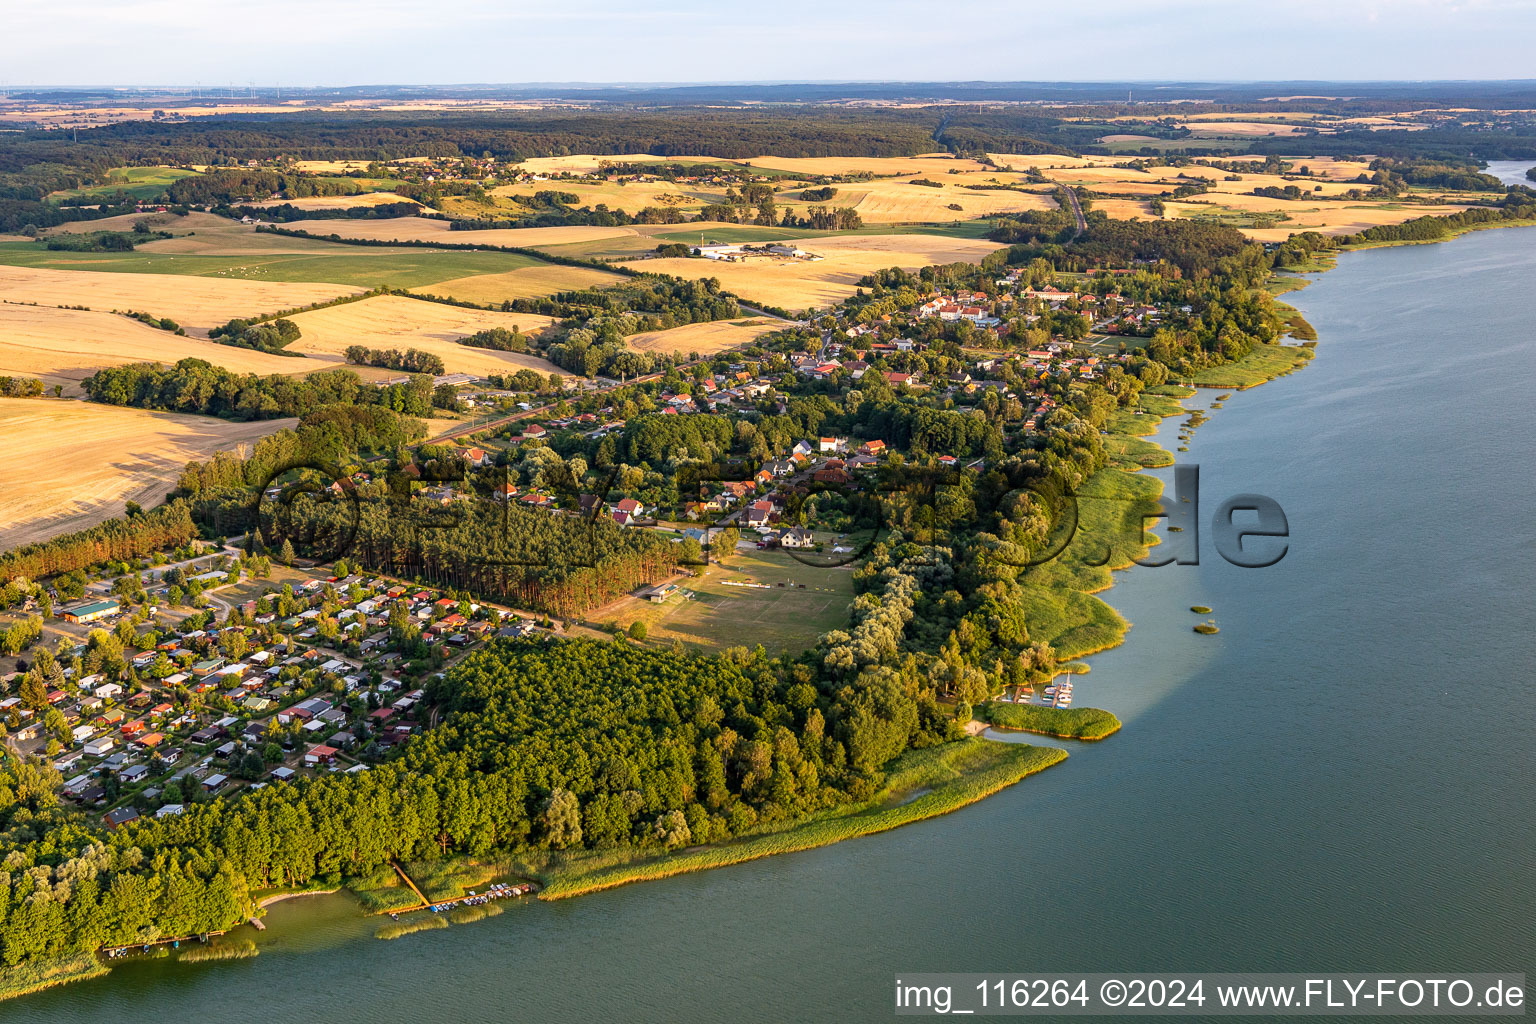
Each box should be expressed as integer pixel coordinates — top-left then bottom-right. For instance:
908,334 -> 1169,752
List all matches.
0,241 -> 545,290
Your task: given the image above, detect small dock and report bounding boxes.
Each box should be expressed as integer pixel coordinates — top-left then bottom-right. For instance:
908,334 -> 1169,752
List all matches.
101,931 -> 225,959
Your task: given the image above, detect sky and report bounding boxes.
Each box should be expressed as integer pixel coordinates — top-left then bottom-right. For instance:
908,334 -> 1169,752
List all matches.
9,0 -> 1536,87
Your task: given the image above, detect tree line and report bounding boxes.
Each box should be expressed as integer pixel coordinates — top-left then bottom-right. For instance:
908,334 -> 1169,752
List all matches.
344,345 -> 446,375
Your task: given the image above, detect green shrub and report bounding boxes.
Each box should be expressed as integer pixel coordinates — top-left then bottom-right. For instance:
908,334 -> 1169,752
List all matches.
984,703 -> 1121,740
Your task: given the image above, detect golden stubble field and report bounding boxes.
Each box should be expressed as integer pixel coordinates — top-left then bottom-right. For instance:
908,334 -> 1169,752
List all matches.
249,192 -> 423,211
424,263 -> 630,304
282,295 -> 570,378
279,216 -> 639,247
43,211 -> 378,256
0,304 -> 329,391
0,398 -> 295,548
0,265 -> 361,331
625,318 -> 784,356
622,234 -> 1006,312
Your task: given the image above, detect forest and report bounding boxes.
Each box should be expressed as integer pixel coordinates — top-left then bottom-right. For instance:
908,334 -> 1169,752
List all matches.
344,345 -> 446,375
82,360 -> 438,421
0,501 -> 198,583
0,635 -> 960,965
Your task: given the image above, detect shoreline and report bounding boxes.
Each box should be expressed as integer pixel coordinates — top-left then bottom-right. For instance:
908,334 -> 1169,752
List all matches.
534,739 -> 1067,901
15,211 -> 1534,1007
257,887 -> 340,910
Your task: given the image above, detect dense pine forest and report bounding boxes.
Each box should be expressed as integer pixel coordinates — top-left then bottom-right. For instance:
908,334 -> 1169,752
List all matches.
0,638 -> 956,965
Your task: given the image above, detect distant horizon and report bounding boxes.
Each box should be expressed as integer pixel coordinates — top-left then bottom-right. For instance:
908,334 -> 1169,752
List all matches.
13,0 -> 1536,86
9,78 -> 1536,92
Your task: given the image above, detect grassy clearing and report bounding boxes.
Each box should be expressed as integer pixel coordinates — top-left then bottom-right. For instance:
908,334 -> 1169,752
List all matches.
50,166 -> 200,201
1012,383 -> 1185,656
0,954 -> 109,1002
1105,433 -> 1174,469
1145,383 -> 1197,398
178,939 -> 258,963
590,547 -> 855,655
985,703 -> 1122,740
375,916 -> 450,941
536,738 -> 1066,901
1188,344 -> 1313,388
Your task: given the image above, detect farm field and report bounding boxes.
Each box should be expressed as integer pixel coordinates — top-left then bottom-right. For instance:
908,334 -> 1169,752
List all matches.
0,264 -> 361,331
1166,196 -> 1471,242
283,295 -> 568,377
249,191 -> 423,210
817,179 -> 1054,223
47,165 -> 200,201
423,263 -> 629,304
0,398 -> 295,549
0,304 -> 326,391
744,152 -> 994,176
625,317 -> 784,356
277,216 -> 639,247
620,234 -> 1005,312
43,211 -> 375,256
0,241 -> 547,292
591,547 -> 853,655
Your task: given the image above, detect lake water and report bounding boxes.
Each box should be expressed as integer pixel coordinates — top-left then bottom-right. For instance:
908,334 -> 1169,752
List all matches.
15,227 -> 1536,1022
1484,160 -> 1535,187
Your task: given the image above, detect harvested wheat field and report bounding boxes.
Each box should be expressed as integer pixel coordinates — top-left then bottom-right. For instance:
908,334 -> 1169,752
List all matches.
490,179 -> 710,211
43,211 -> 217,235
1167,197 -> 1471,242
515,154 -> 679,175
1180,120 -> 1312,137
0,265 -> 361,331
836,180 -> 1054,223
745,153 -> 992,176
1091,198 -> 1156,220
985,154 -> 1119,172
624,235 -> 1004,313
0,304 -> 331,391
283,295 -> 568,377
280,216 -> 638,247
0,399 -> 295,549
627,318 -> 784,356
251,191 -> 423,211
43,212 -> 350,256
425,263 -> 630,304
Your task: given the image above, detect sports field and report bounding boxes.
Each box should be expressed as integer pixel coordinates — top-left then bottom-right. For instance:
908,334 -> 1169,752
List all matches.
0,398 -> 294,549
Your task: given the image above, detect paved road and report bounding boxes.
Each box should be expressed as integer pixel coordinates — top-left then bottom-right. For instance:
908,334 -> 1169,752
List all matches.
1057,183 -> 1087,239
